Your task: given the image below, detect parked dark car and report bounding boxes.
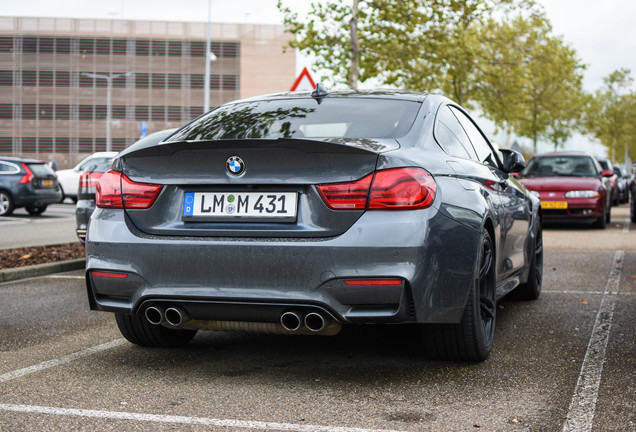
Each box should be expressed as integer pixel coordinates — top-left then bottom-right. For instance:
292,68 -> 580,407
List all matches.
613,165 -> 629,204
596,157 -> 619,206
75,129 -> 176,242
518,152 -> 612,228
0,156 -> 62,216
86,89 -> 542,362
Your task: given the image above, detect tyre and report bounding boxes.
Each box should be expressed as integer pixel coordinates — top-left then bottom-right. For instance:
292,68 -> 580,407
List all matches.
509,224 -> 543,300
594,204 -> 607,229
115,313 -> 197,348
0,191 -> 14,216
26,204 -> 48,215
631,193 -> 636,223
424,230 -> 496,362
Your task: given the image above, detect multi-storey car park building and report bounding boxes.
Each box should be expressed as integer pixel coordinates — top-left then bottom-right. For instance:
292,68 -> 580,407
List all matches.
0,16 -> 295,167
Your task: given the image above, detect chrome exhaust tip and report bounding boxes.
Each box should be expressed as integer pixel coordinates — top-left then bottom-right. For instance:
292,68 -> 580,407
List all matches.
145,306 -> 165,325
165,306 -> 191,327
280,311 -> 302,332
304,312 -> 327,332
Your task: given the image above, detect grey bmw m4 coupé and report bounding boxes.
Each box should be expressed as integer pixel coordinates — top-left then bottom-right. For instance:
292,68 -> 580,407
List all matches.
86,88 -> 542,362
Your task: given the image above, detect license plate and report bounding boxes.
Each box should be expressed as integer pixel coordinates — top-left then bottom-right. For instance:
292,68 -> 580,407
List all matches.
541,201 -> 567,209
42,179 -> 53,187
183,192 -> 298,220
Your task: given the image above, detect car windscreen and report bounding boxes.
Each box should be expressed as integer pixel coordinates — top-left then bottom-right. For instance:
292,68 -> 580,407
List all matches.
522,156 -> 599,177
166,98 -> 421,142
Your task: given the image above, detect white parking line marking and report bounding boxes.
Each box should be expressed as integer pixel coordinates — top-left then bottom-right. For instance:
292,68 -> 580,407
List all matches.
623,216 -> 630,233
0,404 -> 406,432
562,250 -> 623,432
0,339 -> 125,384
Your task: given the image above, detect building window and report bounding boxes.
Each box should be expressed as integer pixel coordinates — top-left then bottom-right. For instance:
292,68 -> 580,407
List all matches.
0,37 -> 13,53
56,38 -> 72,54
0,71 -> 11,85
112,39 -> 127,55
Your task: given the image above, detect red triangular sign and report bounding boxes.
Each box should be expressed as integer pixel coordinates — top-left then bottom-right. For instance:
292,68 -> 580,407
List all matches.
290,67 -> 316,91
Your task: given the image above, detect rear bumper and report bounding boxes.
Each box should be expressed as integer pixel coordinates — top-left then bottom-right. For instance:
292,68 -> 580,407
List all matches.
86,208 -> 479,325
75,198 -> 96,242
12,184 -> 62,207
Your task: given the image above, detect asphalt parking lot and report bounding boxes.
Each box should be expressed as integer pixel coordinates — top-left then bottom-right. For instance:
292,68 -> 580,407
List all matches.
0,207 -> 634,431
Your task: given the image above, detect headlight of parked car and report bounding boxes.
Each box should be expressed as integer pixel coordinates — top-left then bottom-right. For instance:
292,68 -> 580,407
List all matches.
565,190 -> 599,198
530,190 -> 541,198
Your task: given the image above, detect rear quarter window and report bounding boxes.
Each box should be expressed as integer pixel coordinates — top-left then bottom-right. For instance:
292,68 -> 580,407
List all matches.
0,161 -> 20,174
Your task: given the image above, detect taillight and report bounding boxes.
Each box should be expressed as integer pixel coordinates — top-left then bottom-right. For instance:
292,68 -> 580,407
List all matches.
79,172 -> 103,188
317,167 -> 436,211
316,174 -> 372,210
96,170 -> 162,210
79,172 -> 104,193
19,163 -> 34,184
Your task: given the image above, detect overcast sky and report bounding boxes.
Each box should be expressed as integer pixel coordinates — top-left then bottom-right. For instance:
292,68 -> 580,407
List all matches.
2,0 -> 632,155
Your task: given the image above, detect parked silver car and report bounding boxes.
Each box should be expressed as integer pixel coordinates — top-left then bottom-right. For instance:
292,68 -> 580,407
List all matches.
86,89 -> 542,362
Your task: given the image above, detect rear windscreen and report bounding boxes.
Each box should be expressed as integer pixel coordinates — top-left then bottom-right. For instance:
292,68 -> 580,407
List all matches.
26,163 -> 55,177
166,98 -> 421,142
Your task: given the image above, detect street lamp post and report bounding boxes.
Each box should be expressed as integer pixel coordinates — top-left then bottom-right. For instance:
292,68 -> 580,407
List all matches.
203,0 -> 217,113
82,72 -> 132,152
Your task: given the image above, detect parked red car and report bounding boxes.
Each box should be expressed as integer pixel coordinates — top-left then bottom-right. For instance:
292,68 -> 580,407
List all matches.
517,152 -> 613,228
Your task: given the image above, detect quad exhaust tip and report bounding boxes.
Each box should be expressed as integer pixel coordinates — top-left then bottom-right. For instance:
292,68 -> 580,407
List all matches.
165,306 -> 190,327
145,306 -> 165,325
145,305 -> 337,335
280,311 -> 302,332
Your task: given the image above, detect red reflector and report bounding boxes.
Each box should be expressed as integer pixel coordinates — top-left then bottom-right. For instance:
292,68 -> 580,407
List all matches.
96,170 -> 162,210
344,279 -> 403,286
92,271 -> 128,279
317,167 -> 436,211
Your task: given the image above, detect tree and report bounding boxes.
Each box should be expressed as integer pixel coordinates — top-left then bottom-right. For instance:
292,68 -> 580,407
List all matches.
586,69 -> 636,163
278,0 -> 533,94
278,0 -> 371,89
477,15 -> 585,152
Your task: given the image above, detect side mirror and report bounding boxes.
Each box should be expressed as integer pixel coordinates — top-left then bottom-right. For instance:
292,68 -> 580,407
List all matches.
601,169 -> 615,177
48,161 -> 58,171
500,149 -> 526,174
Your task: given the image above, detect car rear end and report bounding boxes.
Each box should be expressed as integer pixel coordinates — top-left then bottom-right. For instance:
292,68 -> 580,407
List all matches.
85,93 -> 476,340
11,159 -> 62,211
76,162 -> 112,242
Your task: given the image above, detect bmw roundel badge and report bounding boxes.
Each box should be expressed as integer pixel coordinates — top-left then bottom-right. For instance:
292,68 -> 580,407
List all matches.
226,156 -> 245,176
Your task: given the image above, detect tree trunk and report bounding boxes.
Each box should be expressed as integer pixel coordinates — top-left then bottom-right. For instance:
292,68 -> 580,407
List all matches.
348,0 -> 360,89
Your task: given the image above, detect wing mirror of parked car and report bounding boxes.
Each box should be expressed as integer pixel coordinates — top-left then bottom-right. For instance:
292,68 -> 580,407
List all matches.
48,161 -> 58,171
601,169 -> 615,177
500,149 -> 526,174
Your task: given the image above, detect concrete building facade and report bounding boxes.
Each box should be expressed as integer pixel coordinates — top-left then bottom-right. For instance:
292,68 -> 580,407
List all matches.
0,16 -> 295,167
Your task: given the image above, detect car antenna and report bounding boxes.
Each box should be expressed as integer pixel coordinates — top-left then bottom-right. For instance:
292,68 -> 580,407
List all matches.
311,82 -> 329,104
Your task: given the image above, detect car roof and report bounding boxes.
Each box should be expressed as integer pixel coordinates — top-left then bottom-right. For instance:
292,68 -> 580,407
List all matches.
531,152 -> 593,158
228,88 -> 430,105
0,156 -> 46,164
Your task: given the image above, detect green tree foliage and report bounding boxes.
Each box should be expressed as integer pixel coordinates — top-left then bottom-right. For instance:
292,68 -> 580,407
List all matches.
478,15 -> 585,152
586,69 -> 636,162
279,0 -> 586,152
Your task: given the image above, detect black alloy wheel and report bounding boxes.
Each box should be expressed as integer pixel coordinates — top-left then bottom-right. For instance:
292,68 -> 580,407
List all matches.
424,230 -> 496,362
